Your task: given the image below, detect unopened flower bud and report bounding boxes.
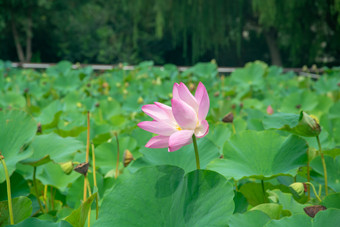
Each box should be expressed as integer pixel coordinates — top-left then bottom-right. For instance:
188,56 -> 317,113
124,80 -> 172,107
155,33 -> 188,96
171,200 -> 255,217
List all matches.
60,161 -> 74,175
123,149 -> 134,167
137,97 -> 144,104
266,105 -> 274,115
289,182 -> 305,197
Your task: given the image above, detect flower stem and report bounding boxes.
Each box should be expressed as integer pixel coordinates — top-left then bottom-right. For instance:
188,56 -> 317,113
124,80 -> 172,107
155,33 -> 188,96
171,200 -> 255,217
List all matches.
33,166 -> 45,213
316,135 -> 328,195
0,155 -> 14,224
192,135 -> 200,170
305,182 -> 322,202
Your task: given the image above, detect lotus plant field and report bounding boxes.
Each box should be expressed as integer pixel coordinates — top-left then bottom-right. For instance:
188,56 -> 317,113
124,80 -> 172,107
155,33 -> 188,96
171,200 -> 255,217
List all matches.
1,60 -> 340,227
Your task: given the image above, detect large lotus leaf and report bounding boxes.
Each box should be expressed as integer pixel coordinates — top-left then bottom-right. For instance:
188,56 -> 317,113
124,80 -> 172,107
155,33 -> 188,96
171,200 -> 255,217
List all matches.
35,100 -> 63,125
0,111 -> 36,183
94,137 -> 137,175
22,133 -> 84,166
0,92 -> 26,108
37,162 -> 81,192
228,210 -> 271,227
66,172 -> 104,208
94,166 -> 234,227
233,191 -> 248,213
0,196 -> 32,226
230,61 -> 266,87
321,193 -> 340,209
250,203 -> 287,219
207,130 -> 308,180
265,214 -> 311,227
280,91 -> 318,113
265,209 -> 340,227
10,218 -> 72,227
239,182 -> 290,206
263,111 -> 321,137
0,172 -> 29,201
129,137 -> 220,173
267,189 -> 309,215
310,155 -> 340,192
64,193 -> 97,227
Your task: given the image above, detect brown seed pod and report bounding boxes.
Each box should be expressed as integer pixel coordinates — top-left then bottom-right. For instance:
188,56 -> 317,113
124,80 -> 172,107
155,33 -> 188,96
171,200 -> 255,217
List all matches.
37,123 -> 42,134
222,112 -> 234,123
304,205 -> 326,218
74,162 -> 89,176
123,149 -> 134,167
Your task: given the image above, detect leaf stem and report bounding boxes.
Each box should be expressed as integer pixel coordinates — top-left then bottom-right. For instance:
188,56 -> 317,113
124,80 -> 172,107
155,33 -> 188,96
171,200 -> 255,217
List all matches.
261,180 -> 266,203
84,111 -> 90,202
91,143 -> 99,220
33,166 -> 45,213
192,135 -> 200,170
114,132 -> 120,179
44,185 -> 48,212
0,155 -> 14,224
232,123 -> 236,134
316,135 -> 328,195
305,182 -> 322,202
307,149 -> 310,200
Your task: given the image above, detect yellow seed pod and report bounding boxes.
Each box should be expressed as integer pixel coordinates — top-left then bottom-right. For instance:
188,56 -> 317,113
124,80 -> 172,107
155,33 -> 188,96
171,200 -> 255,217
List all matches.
76,102 -> 82,108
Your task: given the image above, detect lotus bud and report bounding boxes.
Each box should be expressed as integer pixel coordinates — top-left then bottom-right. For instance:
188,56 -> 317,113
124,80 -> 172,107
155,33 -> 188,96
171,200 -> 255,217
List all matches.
222,112 -> 234,123
266,105 -> 274,115
60,161 -> 74,175
123,149 -> 134,167
102,82 -> 109,88
137,96 -> 144,104
289,182 -> 305,197
298,112 -> 321,136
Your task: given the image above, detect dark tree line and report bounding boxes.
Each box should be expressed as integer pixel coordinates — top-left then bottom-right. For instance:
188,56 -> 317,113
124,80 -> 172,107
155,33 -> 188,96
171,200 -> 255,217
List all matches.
0,0 -> 339,67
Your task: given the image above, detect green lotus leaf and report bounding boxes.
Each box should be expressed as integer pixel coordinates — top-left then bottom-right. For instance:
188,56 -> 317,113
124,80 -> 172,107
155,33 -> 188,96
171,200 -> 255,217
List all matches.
94,166 -> 234,227
321,193 -> 340,209
250,203 -> 288,219
37,162 -> 81,192
207,130 -> 308,180
267,189 -> 309,215
94,137 -> 137,175
22,133 -> 84,167
0,196 -> 32,226
64,193 -> 97,227
10,218 -> 72,227
265,208 -> 340,227
263,111 -> 321,137
0,111 -> 36,183
0,172 -> 29,201
310,155 -> 340,192
228,210 -> 271,227
129,137 -> 220,173
239,182 -> 290,206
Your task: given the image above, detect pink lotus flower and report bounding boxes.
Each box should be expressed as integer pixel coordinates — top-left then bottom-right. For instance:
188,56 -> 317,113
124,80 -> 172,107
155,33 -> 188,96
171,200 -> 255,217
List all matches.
267,105 -> 274,115
138,82 -> 210,152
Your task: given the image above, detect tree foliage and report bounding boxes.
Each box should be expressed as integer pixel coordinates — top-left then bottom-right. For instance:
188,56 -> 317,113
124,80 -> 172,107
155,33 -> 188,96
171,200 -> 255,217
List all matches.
0,0 -> 339,66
